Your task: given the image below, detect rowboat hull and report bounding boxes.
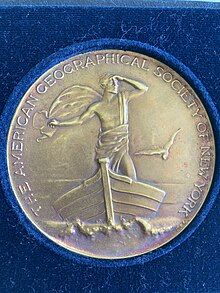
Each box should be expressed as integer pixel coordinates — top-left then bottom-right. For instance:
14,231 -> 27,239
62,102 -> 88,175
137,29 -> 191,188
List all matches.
53,169 -> 166,222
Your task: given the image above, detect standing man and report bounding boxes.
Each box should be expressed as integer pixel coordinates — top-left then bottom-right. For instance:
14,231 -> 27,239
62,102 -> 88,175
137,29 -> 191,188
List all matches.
49,75 -> 148,181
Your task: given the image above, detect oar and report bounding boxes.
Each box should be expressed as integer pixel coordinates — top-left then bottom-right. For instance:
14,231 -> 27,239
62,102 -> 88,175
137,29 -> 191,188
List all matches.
99,158 -> 115,226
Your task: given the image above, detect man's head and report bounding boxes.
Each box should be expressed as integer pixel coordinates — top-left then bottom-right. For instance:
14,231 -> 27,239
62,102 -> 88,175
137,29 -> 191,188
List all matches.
100,75 -> 119,94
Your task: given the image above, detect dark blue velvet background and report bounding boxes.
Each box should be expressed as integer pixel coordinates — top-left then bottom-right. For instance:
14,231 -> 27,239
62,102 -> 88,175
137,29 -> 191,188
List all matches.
0,4 -> 219,292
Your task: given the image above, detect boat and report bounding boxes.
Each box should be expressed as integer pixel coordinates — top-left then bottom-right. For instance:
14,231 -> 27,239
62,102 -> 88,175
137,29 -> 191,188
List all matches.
53,159 -> 166,225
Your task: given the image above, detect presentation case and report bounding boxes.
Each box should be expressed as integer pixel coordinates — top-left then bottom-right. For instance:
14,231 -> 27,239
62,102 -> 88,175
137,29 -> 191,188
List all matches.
0,1 -> 219,292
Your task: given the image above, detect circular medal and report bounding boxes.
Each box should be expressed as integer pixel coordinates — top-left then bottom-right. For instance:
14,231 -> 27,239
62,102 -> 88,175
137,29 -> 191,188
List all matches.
7,49 -> 215,259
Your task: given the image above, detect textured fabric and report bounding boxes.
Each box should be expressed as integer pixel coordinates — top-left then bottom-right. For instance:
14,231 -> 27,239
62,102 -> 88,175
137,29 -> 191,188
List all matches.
33,85 -> 101,141
0,4 -> 219,292
96,124 -> 129,172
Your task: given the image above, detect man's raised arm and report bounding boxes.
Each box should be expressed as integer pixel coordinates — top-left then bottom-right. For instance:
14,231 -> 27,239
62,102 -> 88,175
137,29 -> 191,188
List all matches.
114,75 -> 148,99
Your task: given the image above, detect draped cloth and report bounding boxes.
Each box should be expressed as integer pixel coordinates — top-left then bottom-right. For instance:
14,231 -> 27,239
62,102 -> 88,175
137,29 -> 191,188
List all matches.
33,85 -> 101,142
96,124 -> 129,173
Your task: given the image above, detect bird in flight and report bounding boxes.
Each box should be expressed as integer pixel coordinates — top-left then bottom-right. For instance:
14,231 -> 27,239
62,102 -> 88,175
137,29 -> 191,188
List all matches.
135,128 -> 181,160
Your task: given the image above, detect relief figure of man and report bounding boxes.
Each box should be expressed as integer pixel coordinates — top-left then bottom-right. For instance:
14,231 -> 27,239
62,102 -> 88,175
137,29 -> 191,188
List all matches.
49,75 -> 148,181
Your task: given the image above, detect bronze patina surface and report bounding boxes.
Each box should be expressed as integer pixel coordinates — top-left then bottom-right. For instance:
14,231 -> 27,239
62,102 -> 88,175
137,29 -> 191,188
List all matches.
7,50 -> 215,259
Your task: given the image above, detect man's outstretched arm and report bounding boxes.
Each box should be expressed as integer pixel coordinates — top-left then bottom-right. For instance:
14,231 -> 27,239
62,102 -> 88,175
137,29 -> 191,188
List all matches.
48,104 -> 96,128
114,75 -> 148,99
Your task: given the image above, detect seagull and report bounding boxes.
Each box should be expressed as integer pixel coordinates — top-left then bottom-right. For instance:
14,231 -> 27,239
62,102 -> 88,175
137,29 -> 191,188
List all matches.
135,128 -> 181,160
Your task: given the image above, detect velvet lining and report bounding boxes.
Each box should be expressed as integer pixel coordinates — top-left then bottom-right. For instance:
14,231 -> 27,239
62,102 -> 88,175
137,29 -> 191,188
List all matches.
0,6 -> 219,291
